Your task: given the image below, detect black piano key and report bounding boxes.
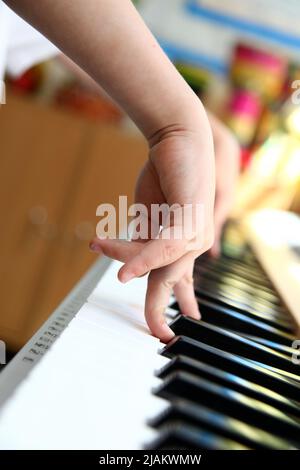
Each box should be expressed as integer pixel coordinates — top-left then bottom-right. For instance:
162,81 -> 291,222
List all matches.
170,299 -> 292,333
249,361 -> 300,384
196,297 -> 293,333
194,268 -> 280,299
194,279 -> 286,317
221,247 -> 259,265
156,355 -> 300,419
193,283 -> 290,325
195,282 -> 287,317
161,336 -> 300,401
198,258 -> 271,287
150,399 -> 294,449
154,372 -> 300,444
148,422 -> 248,450
194,265 -> 280,305
153,226 -> 300,450
169,317 -> 299,375
240,334 -> 297,355
195,260 -> 277,291
198,250 -> 276,290
198,258 -> 274,285
171,297 -> 294,345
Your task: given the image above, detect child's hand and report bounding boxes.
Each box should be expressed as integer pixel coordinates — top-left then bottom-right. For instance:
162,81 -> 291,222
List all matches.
8,0 -> 225,341
90,122 -> 215,342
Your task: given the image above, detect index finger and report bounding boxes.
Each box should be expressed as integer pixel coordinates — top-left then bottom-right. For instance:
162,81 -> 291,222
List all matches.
118,226 -> 195,283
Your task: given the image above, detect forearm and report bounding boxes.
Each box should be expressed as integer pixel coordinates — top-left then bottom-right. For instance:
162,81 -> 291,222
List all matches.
5,0 -> 210,141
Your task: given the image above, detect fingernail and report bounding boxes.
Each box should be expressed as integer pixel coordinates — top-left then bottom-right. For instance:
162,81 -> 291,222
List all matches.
185,312 -> 201,321
120,271 -> 135,283
210,242 -> 220,258
160,323 -> 175,343
194,306 -> 201,320
89,242 -> 101,252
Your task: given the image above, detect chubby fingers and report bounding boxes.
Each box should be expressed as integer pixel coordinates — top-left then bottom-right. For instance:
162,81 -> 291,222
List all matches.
90,237 -> 142,263
117,222 -> 203,283
145,254 -> 200,342
173,261 -> 200,320
90,237 -> 201,342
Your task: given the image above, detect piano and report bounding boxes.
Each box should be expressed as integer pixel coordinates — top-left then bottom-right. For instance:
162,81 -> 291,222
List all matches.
0,209 -> 299,450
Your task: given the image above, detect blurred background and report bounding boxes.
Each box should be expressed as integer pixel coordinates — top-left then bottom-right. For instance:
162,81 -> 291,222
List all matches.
1,0 -> 300,358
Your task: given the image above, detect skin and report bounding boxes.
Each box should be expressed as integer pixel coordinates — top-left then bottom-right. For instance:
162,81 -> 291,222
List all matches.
59,54 -> 240,255
5,0 -> 239,342
207,113 -> 240,257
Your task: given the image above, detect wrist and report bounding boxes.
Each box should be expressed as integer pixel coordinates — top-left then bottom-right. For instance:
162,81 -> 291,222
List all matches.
147,96 -> 212,150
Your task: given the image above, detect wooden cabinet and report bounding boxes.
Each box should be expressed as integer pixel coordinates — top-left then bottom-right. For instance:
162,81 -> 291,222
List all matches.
0,93 -> 147,350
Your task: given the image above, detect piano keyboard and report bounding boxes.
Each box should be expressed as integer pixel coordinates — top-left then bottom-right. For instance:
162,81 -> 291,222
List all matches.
0,210 -> 299,449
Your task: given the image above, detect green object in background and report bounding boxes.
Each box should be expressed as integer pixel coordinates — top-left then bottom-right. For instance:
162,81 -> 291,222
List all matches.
175,62 -> 211,94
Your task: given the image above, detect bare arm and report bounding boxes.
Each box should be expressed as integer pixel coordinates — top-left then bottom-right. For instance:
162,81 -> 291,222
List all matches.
5,0 -> 215,341
5,0 -> 210,140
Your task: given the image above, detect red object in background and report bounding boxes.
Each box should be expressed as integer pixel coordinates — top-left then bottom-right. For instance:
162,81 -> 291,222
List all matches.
229,89 -> 262,118
7,67 -> 42,94
226,89 -> 263,148
240,148 -> 252,170
231,43 -> 288,103
56,85 -> 123,123
235,44 -> 286,74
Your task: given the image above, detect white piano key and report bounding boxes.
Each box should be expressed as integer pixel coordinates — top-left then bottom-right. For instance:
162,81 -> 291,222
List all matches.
75,303 -> 155,344
88,260 -> 147,313
165,306 -> 179,319
0,260 -> 171,449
